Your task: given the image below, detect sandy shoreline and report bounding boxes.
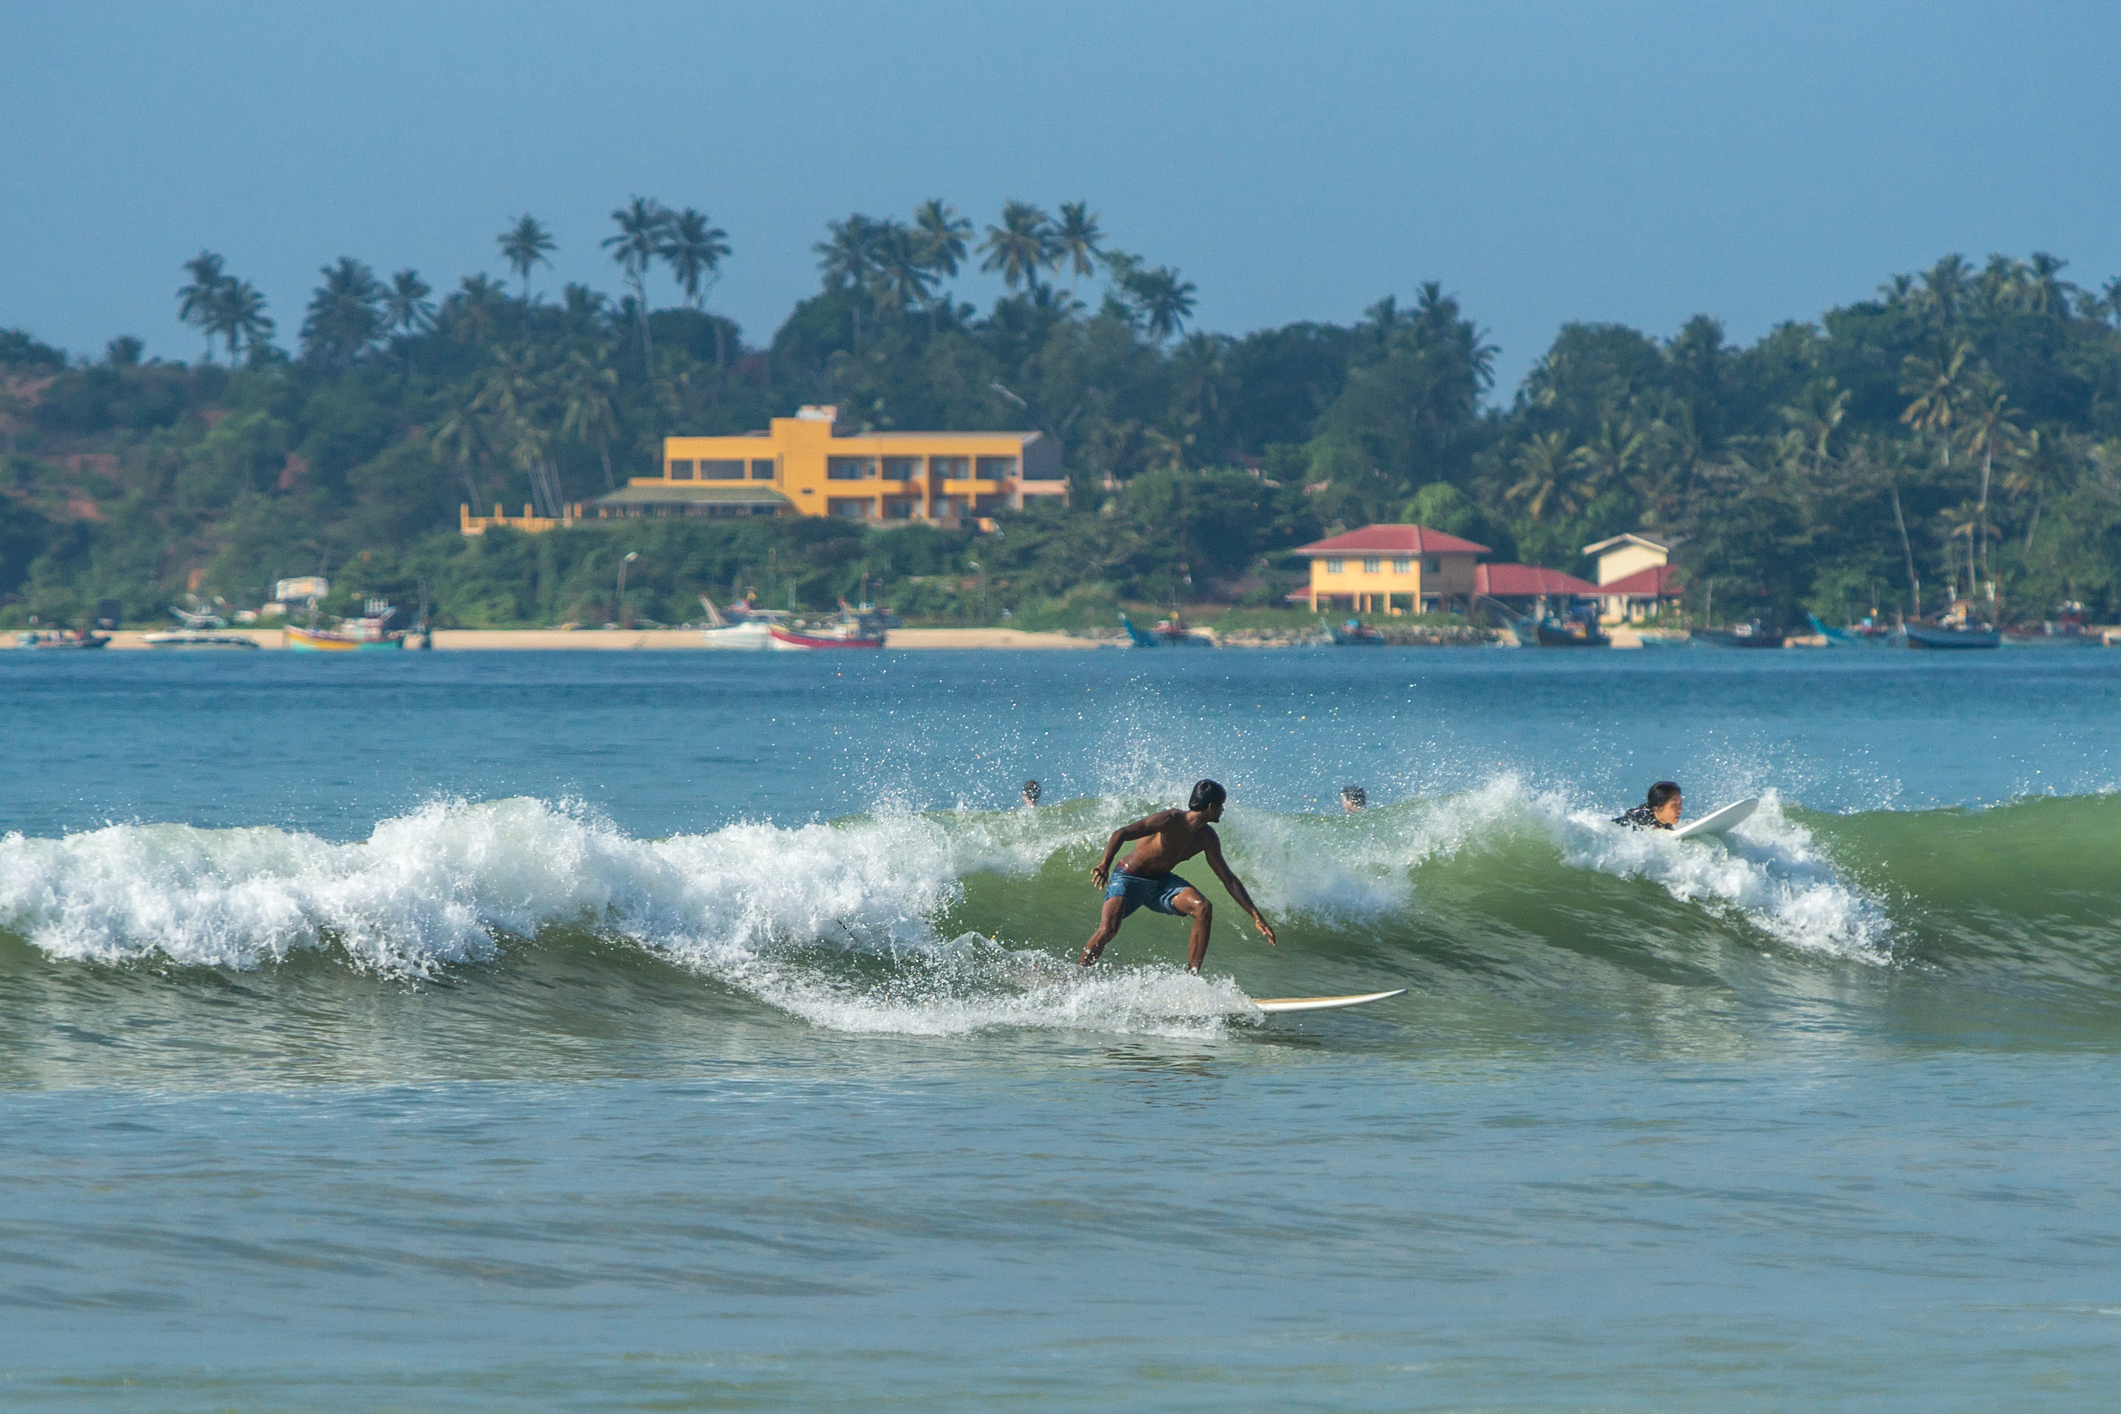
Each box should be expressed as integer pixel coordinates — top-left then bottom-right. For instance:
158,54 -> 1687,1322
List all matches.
49,627 -> 1113,651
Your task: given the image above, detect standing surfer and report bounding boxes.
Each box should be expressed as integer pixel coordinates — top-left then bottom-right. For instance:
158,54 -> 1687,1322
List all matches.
1078,779 -> 1276,973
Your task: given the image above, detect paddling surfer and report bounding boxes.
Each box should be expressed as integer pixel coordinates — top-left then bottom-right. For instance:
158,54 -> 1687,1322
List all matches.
1614,781 -> 1683,831
1078,779 -> 1276,973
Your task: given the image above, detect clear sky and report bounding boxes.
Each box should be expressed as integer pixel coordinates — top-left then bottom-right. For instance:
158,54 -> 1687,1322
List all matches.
6,0 -> 2118,396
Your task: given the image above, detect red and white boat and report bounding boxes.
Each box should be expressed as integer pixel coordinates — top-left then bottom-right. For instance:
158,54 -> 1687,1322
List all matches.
768,604 -> 888,650
769,620 -> 886,650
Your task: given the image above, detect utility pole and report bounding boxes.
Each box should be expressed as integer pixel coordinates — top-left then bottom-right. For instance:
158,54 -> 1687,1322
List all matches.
616,551 -> 638,628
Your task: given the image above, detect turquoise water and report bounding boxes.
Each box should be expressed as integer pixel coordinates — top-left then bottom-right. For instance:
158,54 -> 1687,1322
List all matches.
3,648 -> 2120,1409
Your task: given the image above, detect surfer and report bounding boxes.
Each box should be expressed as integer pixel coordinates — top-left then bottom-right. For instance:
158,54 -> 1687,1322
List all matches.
1021,779 -> 1042,808
1340,784 -> 1367,812
1078,779 -> 1276,973
1614,781 -> 1682,830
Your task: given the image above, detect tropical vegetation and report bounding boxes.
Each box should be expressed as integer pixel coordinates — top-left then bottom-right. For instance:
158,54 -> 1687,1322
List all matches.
4,200 -> 2121,631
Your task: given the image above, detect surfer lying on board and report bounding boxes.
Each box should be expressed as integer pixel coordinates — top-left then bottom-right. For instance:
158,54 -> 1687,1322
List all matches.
1079,779 -> 1276,973
1614,781 -> 1683,830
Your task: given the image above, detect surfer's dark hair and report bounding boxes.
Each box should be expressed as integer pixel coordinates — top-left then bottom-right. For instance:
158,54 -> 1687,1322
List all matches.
1341,784 -> 1367,806
1189,779 -> 1227,811
1647,781 -> 1682,809
1021,780 -> 1041,801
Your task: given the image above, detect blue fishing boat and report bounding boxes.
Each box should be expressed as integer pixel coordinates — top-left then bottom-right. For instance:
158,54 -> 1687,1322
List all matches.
1118,613 -> 1159,648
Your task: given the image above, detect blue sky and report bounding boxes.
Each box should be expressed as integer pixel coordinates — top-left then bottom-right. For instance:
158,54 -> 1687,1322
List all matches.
5,0 -> 2118,396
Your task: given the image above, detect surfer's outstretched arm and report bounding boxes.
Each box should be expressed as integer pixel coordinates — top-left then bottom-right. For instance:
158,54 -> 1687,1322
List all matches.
1202,832 -> 1276,946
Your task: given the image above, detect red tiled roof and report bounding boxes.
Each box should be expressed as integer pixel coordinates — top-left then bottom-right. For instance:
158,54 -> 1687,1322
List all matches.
1475,563 -> 1600,597
1601,564 -> 1681,597
1291,524 -> 1491,557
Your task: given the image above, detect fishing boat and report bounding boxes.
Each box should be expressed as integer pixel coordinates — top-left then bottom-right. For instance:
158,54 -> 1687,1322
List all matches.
286,600 -> 407,652
15,629 -> 108,649
2002,602 -> 2101,648
1118,613 -> 1160,648
1806,612 -> 1893,646
1904,623 -> 2000,650
1152,611 -> 1214,646
1535,615 -> 1609,647
142,631 -> 260,650
768,606 -> 886,650
1330,618 -> 1385,645
1695,622 -> 1785,649
697,594 -> 781,650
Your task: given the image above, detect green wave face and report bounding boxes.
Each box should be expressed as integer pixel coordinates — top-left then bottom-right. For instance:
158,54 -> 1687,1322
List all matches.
2,787 -> 2118,1084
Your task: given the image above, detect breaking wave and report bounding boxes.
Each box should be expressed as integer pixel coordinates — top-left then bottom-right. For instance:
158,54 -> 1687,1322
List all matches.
1,785 -> 2115,1036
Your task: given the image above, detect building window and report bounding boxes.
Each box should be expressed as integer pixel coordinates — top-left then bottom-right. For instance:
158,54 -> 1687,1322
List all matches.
1424,558 -> 1439,574
827,497 -> 874,519
975,456 -> 1017,481
827,457 -> 878,480
1363,558 -> 1381,574
882,456 -> 922,481
883,497 -> 920,519
931,456 -> 970,481
1325,559 -> 1344,573
667,459 -> 695,480
1393,558 -> 1412,574
700,459 -> 745,480
751,458 -> 776,481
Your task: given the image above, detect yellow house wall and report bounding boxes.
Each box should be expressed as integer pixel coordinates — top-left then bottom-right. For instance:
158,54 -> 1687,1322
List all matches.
1593,543 -> 1668,586
660,417 -> 1056,520
1304,551 -> 1480,610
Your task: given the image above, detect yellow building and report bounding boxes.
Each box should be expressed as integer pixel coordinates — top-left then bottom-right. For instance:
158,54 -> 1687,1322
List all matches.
585,404 -> 1067,526
1582,532 -> 1682,622
1291,524 -> 1491,614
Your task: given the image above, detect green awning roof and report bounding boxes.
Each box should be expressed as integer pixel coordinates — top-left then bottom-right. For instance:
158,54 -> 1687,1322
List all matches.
589,483 -> 793,508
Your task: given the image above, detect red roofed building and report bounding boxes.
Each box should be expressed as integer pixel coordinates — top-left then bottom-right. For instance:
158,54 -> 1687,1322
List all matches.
1473,563 -> 1601,599
1288,524 -> 1491,614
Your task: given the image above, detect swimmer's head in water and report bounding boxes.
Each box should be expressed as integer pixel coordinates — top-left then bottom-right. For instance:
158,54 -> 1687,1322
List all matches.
1340,784 -> 1367,811
1021,779 -> 1041,805
1647,780 -> 1682,825
1189,779 -> 1227,817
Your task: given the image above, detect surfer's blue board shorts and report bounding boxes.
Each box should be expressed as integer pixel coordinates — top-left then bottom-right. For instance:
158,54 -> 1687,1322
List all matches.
1106,870 -> 1196,918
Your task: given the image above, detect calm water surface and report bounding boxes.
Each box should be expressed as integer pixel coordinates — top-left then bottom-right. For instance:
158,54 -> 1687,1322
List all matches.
2,646 -> 2118,1410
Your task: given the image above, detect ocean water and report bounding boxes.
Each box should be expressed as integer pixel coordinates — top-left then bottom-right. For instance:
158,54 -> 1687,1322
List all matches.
3,645 -> 2120,1410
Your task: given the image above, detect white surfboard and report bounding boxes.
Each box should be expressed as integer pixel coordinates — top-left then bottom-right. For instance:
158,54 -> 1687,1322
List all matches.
1251,989 -> 1406,1014
1672,797 -> 1758,840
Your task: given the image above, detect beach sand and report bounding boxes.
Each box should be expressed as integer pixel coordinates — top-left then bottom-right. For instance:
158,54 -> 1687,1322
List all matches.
64,627 -> 1110,651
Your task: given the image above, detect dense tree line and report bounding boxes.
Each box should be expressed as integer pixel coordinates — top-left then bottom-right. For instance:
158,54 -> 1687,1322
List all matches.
4,199 -> 2121,629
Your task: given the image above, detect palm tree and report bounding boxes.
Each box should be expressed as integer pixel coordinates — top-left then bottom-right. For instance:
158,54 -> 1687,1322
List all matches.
177,251 -> 230,362
210,280 -> 274,365
497,215 -> 556,298
560,346 -> 621,490
1575,417 -> 1647,497
816,214 -> 885,340
1777,380 -> 1849,472
476,344 -> 566,517
1505,431 -> 1589,521
300,257 -> 385,371
1957,377 -> 2022,591
2026,252 -> 2073,317
872,220 -> 936,321
658,207 -> 733,364
1053,202 -> 1103,295
1126,265 -> 1196,342
381,269 -> 434,381
913,198 -> 971,278
1919,254 -> 1972,326
980,201 -> 1055,292
1900,340 -> 1973,465
447,274 -> 511,346
430,385 -> 492,514
2003,426 -> 2067,556
603,197 -> 672,367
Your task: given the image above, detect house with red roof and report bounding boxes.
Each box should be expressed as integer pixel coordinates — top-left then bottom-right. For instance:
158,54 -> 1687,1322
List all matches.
1288,524 -> 1490,614
1583,532 -> 1684,622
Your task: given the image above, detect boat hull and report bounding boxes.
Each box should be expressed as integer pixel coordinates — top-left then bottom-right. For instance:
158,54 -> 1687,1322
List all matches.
768,626 -> 885,650
1905,626 -> 2000,650
699,623 -> 774,650
143,632 -> 260,650
1696,630 -> 1786,649
286,626 -> 403,652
